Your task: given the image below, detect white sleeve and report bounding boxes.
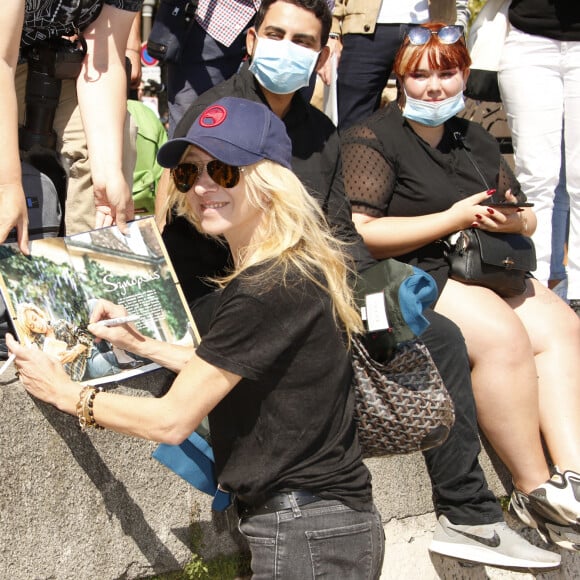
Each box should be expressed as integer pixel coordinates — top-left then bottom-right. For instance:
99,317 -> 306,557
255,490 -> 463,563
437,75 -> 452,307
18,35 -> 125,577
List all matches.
455,0 -> 471,30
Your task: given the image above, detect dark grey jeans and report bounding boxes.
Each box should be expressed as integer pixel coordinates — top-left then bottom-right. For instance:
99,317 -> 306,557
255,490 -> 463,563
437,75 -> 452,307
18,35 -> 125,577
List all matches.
238,499 -> 384,580
421,309 -> 503,525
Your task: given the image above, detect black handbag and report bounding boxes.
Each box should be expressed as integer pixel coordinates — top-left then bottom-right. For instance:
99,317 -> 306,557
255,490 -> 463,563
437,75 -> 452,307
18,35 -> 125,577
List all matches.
351,336 -> 455,457
444,228 -> 536,298
147,0 -> 199,63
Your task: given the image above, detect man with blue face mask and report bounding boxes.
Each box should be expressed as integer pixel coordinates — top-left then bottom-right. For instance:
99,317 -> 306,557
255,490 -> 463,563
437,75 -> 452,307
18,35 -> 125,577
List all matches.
247,23 -> 322,95
160,0 -> 370,303
156,0 -> 559,570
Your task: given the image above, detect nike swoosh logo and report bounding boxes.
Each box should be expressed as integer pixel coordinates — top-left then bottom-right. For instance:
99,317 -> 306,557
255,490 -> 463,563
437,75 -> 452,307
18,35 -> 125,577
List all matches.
547,523 -> 580,541
453,529 -> 501,548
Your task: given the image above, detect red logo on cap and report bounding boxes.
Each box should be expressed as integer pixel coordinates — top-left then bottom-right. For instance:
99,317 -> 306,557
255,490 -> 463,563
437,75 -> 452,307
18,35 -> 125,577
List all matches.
199,105 -> 227,128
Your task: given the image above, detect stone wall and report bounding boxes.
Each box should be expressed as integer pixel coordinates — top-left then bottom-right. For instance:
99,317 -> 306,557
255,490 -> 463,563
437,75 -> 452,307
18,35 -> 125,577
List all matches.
1,366 -> 578,579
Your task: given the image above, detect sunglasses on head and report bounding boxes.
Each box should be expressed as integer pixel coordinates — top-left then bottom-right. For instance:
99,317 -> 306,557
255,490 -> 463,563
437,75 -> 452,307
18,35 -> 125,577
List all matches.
171,160 -> 242,192
407,25 -> 463,46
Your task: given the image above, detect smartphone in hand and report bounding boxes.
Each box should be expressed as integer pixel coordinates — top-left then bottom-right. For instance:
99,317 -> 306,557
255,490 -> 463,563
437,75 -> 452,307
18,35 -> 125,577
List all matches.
484,186 -> 534,207
484,201 -> 535,207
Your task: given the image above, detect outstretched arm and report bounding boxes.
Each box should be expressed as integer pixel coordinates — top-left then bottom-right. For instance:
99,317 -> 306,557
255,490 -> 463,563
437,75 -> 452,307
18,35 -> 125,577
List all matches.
76,4 -> 137,232
0,0 -> 29,253
7,331 -> 239,445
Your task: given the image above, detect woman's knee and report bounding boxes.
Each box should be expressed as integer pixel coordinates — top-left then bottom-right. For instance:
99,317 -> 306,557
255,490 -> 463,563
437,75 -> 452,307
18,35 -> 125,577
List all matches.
443,305 -> 530,360
514,283 -> 580,348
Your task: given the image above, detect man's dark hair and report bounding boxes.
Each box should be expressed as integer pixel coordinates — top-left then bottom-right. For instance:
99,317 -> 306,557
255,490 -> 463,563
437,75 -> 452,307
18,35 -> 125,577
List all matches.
254,0 -> 332,47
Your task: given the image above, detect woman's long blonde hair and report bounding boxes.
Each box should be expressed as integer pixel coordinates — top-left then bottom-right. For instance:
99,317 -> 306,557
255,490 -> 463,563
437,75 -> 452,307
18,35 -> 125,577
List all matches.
165,156 -> 363,342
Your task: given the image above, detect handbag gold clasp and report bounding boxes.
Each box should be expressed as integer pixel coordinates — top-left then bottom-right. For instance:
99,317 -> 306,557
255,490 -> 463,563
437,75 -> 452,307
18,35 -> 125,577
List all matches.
503,257 -> 515,269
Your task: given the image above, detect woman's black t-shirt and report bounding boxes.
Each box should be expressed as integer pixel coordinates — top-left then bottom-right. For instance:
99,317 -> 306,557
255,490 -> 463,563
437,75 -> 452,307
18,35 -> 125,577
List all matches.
194,262 -> 373,512
341,103 -> 524,297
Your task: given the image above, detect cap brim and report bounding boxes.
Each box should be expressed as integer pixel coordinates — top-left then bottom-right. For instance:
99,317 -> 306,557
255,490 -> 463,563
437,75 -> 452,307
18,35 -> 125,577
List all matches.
156,139 -> 191,168
157,136 -> 264,168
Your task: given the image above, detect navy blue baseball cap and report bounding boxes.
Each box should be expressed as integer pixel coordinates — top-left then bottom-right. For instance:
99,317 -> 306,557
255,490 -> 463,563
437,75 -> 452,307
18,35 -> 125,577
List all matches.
157,97 -> 292,170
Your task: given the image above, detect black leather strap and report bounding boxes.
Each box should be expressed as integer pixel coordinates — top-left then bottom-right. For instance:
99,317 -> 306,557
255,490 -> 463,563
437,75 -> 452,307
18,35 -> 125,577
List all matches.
237,491 -> 321,518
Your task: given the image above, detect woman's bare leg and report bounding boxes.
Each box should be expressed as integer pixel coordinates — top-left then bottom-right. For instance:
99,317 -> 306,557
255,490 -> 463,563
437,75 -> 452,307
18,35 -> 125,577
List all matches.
507,279 -> 580,474
435,279 -> 550,493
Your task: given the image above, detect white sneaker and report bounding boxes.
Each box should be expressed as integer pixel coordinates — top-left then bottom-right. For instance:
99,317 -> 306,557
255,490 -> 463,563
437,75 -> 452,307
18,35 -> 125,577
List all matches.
510,475 -> 580,552
526,470 -> 580,525
429,515 -> 561,569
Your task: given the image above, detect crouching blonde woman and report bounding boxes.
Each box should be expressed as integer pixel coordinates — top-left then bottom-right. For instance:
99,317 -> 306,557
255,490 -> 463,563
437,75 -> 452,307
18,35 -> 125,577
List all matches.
7,97 -> 385,580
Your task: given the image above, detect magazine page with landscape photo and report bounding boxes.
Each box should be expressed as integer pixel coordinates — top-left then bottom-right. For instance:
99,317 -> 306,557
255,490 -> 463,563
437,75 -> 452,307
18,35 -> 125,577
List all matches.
0,216 -> 199,385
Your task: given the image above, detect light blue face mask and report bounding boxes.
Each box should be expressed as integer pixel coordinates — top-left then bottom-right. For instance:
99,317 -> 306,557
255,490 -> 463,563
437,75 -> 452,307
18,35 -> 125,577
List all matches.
402,90 -> 465,127
249,37 -> 320,95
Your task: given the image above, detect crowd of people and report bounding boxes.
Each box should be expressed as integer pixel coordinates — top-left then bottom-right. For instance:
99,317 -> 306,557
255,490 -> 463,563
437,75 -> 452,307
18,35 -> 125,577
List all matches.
3,0 -> 579,578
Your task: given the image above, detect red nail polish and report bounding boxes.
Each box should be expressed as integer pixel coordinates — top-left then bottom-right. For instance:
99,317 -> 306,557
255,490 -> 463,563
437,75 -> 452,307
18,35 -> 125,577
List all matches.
487,189 -> 496,196
475,214 -> 482,220
487,207 -> 495,215
471,222 -> 479,228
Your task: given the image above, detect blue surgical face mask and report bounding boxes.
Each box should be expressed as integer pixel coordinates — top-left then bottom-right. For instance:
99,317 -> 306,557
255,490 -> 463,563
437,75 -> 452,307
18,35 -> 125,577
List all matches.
249,37 -> 320,95
402,90 -> 465,126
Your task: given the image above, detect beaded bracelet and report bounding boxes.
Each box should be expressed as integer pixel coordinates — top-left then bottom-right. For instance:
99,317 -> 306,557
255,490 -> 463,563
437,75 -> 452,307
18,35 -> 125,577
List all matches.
76,386 -> 104,431
75,386 -> 90,429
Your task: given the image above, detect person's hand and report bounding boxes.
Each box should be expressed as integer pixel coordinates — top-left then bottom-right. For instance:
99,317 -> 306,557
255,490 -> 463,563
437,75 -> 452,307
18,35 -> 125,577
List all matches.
0,183 -> 29,254
447,189 -> 496,230
318,37 -> 342,85
89,298 -> 128,326
93,172 -> 135,233
88,299 -> 145,353
472,189 -> 524,233
6,333 -> 77,406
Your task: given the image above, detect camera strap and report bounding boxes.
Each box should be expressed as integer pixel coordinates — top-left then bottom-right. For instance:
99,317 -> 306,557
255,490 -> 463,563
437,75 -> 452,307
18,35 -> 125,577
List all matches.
62,0 -> 88,58
65,0 -> 88,38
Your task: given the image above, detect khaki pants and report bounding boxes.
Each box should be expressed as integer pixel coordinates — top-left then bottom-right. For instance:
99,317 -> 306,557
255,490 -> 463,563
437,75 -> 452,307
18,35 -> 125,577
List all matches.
16,62 -> 136,235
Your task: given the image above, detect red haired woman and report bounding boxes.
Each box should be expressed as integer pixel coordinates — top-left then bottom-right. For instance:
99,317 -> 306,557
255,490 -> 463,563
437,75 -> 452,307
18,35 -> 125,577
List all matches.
341,22 -> 580,552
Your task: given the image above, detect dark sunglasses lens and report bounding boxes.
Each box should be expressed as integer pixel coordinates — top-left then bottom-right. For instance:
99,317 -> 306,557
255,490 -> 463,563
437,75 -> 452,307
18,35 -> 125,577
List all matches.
207,160 -> 241,188
408,27 -> 431,45
438,26 -> 462,44
172,164 -> 199,193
